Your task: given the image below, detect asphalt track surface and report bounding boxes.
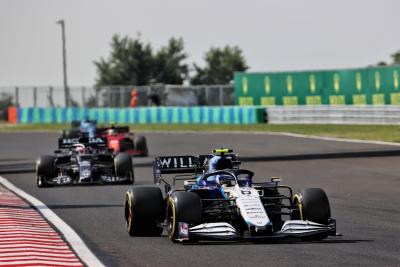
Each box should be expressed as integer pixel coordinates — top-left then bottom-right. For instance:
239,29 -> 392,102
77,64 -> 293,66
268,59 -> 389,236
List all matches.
1,132 -> 400,266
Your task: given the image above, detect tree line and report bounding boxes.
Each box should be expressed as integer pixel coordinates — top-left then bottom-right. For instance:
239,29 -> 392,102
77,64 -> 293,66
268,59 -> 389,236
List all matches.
375,51 -> 400,66
94,35 -> 248,86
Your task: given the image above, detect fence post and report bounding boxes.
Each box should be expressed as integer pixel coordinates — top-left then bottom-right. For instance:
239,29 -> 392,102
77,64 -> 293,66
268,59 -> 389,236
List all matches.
15,87 -> 19,107
33,87 -> 37,107
111,87 -> 116,107
95,88 -> 99,107
147,86 -> 151,106
219,86 -> 224,106
82,86 -> 86,107
48,86 -> 54,107
106,87 -> 111,107
120,86 -> 124,107
205,86 -> 209,105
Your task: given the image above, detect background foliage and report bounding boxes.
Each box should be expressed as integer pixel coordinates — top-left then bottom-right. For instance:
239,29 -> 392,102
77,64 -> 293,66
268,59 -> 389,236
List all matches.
94,35 -> 248,86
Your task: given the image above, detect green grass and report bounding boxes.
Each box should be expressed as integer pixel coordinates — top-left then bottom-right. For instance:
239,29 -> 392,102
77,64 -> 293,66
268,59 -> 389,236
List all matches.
1,123 -> 400,143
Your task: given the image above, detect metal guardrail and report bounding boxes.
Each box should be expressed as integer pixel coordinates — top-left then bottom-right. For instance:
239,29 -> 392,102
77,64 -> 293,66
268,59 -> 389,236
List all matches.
266,105 -> 400,124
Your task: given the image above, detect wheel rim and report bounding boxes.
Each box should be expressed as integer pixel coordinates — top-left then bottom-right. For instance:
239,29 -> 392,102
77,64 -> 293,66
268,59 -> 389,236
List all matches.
168,210 -> 173,234
293,194 -> 303,220
167,198 -> 176,240
128,206 -> 133,225
126,195 -> 133,231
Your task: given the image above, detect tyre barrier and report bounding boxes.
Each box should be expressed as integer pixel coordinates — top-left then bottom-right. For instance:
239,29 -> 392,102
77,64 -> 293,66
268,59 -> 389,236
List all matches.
10,106 -> 266,124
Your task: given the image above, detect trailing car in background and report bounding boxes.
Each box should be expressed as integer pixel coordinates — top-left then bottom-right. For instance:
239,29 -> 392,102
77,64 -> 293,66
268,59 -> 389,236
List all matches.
61,119 -> 148,157
96,126 -> 148,157
61,120 -> 93,138
124,149 -> 339,242
36,133 -> 134,187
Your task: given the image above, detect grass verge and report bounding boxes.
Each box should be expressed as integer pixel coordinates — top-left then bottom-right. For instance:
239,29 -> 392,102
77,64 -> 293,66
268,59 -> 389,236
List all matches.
1,123 -> 400,143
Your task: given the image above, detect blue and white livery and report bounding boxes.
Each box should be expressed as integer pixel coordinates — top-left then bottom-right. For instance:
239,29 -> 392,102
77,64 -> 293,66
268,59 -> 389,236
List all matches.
125,149 -> 339,242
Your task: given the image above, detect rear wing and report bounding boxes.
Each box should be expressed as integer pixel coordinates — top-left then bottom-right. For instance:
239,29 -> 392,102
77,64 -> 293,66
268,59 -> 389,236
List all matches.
153,155 -> 208,185
58,137 -> 108,149
96,126 -> 130,135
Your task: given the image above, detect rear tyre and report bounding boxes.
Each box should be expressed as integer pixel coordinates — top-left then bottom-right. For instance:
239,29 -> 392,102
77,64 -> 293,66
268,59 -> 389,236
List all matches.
36,155 -> 56,188
133,135 -> 148,157
114,152 -> 134,184
124,187 -> 164,236
293,188 -> 331,241
167,191 -> 202,242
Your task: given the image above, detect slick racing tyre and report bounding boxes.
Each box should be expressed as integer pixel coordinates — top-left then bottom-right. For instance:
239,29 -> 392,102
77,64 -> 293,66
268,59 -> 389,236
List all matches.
167,192 -> 202,242
114,152 -> 134,184
293,188 -> 331,241
125,187 -> 164,236
36,155 -> 56,188
133,135 -> 148,157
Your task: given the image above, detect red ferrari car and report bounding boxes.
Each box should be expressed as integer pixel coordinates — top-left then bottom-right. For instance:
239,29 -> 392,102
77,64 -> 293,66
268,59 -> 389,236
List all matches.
96,126 -> 148,157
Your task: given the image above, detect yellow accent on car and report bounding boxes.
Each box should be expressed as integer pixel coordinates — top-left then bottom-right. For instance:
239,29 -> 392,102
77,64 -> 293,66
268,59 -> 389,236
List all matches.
126,193 -> 133,232
168,197 -> 176,240
293,194 -> 303,221
212,148 -> 232,153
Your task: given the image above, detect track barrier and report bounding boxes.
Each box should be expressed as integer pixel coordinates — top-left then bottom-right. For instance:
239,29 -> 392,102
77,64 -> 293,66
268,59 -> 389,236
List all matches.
266,105 -> 400,124
11,106 -> 266,124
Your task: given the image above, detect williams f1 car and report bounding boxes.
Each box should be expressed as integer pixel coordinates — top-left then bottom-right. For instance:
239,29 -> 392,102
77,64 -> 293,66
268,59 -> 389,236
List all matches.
36,134 -> 134,187
124,149 -> 339,242
61,119 -> 148,157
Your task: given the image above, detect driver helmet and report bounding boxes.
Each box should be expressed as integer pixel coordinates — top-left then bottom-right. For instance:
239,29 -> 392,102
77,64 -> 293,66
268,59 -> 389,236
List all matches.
107,128 -> 117,136
208,156 -> 233,172
207,156 -> 221,173
75,144 -> 85,154
80,118 -> 90,127
203,156 -> 234,186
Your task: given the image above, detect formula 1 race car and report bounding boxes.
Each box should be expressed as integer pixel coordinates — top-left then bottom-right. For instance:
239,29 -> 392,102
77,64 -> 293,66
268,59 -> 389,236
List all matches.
36,133 -> 134,187
61,120 -> 148,157
124,149 -> 338,242
96,126 -> 148,157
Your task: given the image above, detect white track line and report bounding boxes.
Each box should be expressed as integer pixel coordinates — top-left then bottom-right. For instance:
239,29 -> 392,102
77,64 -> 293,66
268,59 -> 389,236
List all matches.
138,130 -> 400,147
266,131 -> 400,147
0,176 -> 105,267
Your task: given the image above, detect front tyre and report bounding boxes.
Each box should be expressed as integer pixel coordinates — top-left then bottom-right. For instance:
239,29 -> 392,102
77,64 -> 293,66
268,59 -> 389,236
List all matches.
115,152 -> 134,184
167,192 -> 202,242
36,155 -> 56,188
293,188 -> 331,241
125,187 -> 164,236
133,135 -> 148,157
